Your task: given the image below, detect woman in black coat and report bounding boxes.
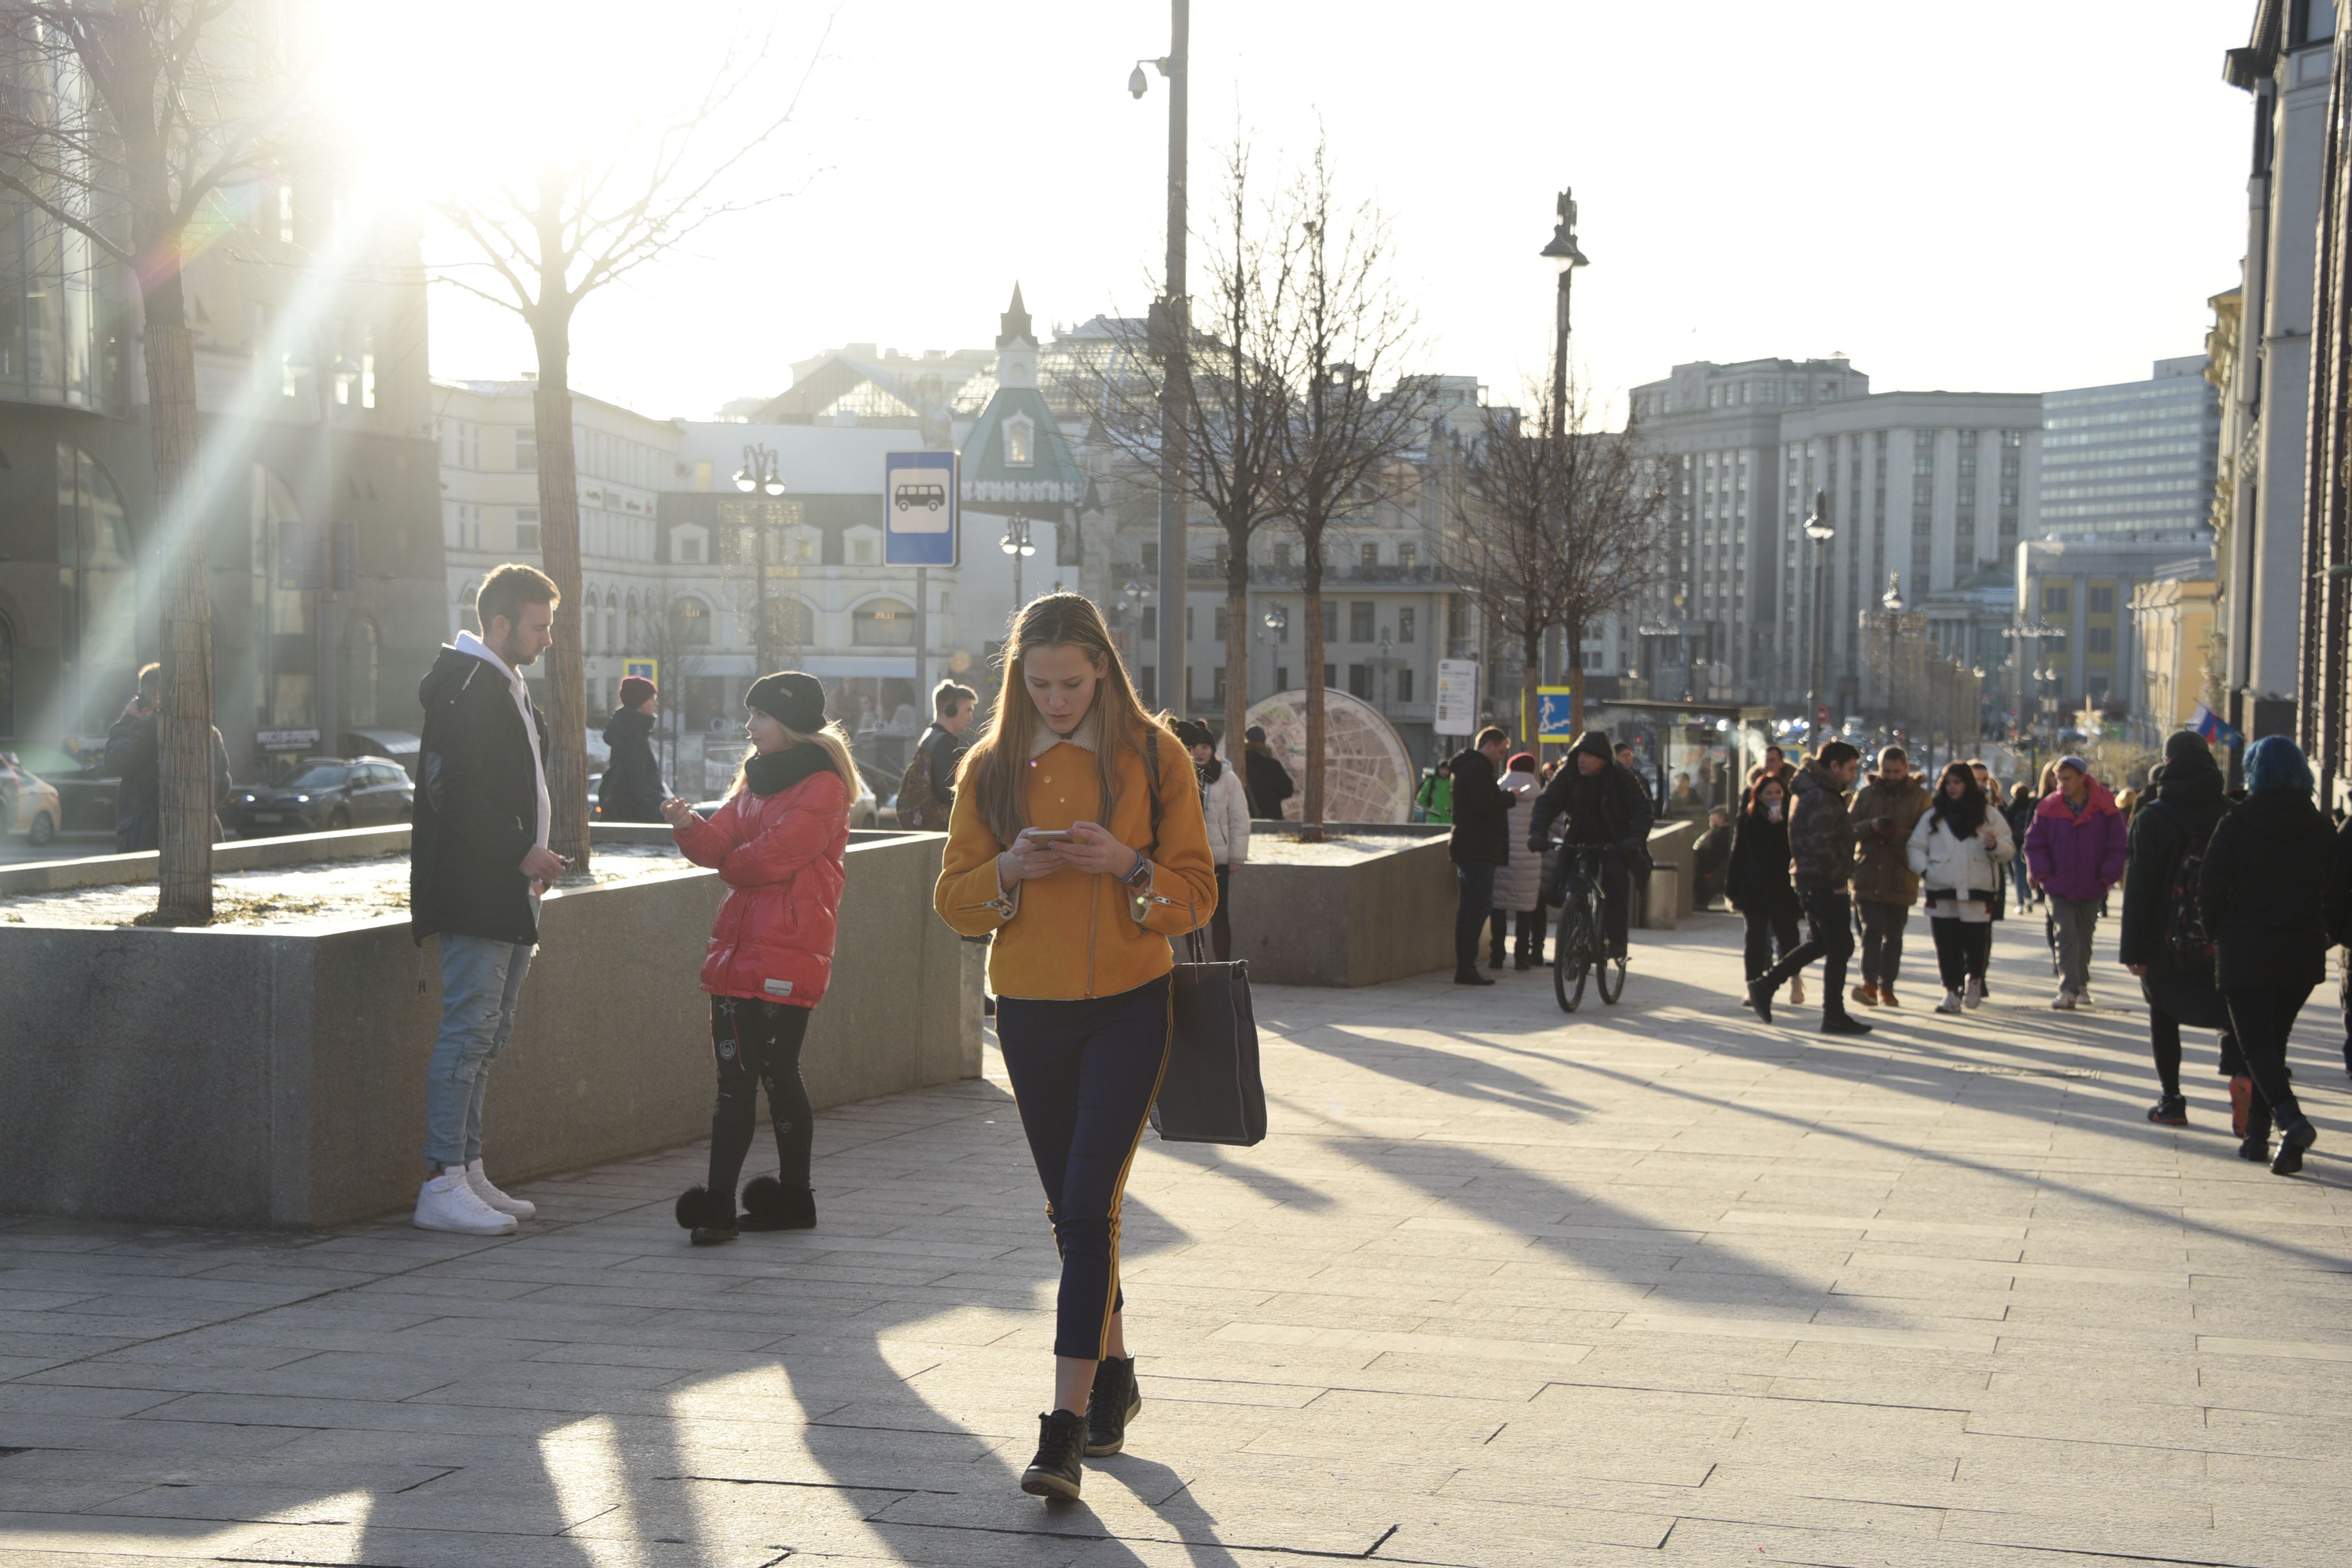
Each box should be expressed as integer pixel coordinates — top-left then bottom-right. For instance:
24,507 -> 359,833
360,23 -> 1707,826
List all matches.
2120,732 -> 2235,1129
2198,735 -> 2333,1175
1727,773 -> 1802,999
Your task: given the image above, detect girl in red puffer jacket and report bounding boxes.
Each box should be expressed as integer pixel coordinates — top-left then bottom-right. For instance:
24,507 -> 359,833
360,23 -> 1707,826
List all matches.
661,671 -> 853,1245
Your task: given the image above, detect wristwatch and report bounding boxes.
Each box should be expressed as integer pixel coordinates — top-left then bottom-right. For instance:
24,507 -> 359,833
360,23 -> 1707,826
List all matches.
1120,848 -> 1152,888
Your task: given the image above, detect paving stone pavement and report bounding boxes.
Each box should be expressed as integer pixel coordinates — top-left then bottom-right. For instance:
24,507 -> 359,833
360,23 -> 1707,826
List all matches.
3,911 -> 2349,1567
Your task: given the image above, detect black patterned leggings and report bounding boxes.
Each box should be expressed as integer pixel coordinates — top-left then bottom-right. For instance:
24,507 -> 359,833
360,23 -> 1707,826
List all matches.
708,996 -> 815,1202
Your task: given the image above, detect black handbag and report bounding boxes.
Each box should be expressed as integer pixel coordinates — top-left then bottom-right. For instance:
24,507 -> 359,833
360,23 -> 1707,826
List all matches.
1151,926 -> 1267,1146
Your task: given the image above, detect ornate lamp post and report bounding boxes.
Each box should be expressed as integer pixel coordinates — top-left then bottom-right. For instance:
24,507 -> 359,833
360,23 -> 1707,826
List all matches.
1540,189 -> 1588,441
732,444 -> 785,497
1803,489 -> 1833,748
1129,7 -> 1189,714
999,510 -> 1036,609
1258,601 -> 1288,702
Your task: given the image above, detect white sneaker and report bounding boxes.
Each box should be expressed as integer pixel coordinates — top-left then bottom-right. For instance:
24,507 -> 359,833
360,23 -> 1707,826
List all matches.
1963,976 -> 1984,1010
465,1159 -> 534,1220
1790,976 -> 1807,1005
2050,990 -> 2076,1011
2074,989 -> 2094,1011
1936,989 -> 1964,1015
413,1171 -> 518,1235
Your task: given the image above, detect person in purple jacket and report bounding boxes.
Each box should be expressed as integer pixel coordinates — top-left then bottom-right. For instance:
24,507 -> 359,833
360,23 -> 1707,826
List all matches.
2024,755 -> 2129,1010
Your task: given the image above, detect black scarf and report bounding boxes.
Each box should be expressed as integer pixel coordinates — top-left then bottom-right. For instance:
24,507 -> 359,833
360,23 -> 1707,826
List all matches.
1929,782 -> 1985,841
745,743 -> 838,797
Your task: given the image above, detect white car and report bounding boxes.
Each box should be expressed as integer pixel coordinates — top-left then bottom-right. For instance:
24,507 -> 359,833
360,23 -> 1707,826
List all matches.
1,758 -> 62,848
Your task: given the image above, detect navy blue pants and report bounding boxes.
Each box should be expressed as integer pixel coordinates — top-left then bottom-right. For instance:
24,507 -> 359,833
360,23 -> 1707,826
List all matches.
997,976 -> 1172,1360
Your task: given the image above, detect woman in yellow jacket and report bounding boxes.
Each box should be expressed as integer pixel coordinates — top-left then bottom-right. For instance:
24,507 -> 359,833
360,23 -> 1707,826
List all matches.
934,592 -> 1217,1502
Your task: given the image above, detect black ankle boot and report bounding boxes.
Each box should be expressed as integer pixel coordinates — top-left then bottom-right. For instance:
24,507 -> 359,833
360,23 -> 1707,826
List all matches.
740,1176 -> 817,1232
1084,1355 -> 1141,1456
2273,1119 -> 2317,1176
676,1185 -> 738,1245
1020,1409 -> 1088,1499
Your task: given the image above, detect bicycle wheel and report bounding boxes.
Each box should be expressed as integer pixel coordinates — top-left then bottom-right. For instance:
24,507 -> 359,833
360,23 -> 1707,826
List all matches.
1553,908 -> 1589,1012
1597,955 -> 1626,1004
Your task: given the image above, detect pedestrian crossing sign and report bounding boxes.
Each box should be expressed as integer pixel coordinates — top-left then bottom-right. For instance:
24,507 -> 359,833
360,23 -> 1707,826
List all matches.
1537,686 -> 1577,744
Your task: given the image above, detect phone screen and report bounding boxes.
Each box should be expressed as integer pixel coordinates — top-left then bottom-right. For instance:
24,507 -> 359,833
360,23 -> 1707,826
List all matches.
1023,829 -> 1076,844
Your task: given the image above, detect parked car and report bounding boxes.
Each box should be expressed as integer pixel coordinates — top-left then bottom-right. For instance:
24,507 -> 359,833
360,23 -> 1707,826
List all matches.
0,755 -> 62,847
226,756 -> 413,836
15,747 -> 121,836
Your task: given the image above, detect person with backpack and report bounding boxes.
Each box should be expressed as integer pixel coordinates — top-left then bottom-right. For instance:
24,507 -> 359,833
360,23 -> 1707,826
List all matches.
2003,781 -> 2040,910
2198,735 -> 2333,1175
2120,731 -> 2237,1130
1906,761 -> 2013,1014
664,673 -> 855,1243
1414,758 -> 1453,824
897,680 -> 977,829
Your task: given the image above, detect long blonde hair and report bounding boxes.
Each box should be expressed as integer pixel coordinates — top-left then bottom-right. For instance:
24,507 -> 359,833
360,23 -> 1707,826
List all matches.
729,717 -> 859,801
961,592 -> 1167,845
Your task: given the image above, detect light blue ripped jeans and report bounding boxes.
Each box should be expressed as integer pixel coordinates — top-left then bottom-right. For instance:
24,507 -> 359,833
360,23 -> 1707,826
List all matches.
424,934 -> 535,1171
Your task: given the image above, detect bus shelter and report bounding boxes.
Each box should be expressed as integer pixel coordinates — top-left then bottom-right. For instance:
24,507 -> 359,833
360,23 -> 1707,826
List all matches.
1580,700 -> 1778,822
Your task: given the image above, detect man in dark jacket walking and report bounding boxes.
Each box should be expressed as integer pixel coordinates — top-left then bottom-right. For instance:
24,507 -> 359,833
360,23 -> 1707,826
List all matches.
105,660 -> 232,851
2120,731 -> 2236,1129
1243,725 -> 1295,820
1529,729 -> 1652,961
597,676 -> 665,823
1847,747 -> 1929,1007
409,564 -> 566,1236
1748,741 -> 1871,1033
1447,726 -> 1516,985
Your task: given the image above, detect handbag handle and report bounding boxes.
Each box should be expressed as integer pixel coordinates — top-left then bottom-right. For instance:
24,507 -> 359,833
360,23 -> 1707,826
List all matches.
1182,896 -> 1208,965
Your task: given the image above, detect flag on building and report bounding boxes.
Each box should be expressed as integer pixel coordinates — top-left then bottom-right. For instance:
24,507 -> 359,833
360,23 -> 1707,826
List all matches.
2189,702 -> 2244,749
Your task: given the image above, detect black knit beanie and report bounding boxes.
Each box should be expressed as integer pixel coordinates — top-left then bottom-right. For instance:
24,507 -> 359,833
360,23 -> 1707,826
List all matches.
745,671 -> 827,734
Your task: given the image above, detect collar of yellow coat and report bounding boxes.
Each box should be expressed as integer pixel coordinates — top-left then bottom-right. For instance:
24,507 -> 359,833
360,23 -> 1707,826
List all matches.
1028,711 -> 1099,758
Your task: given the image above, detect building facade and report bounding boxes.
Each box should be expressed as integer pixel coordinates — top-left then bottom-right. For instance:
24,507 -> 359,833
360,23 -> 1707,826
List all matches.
2131,574 -> 2221,746
1633,359 -> 2040,719
2041,357 -> 2222,544
2217,0 -> 2337,748
2016,538 -> 2214,732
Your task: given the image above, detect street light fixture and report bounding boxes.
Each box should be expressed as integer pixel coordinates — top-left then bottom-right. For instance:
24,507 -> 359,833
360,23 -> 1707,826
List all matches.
999,511 -> 1037,609
1539,189 -> 1588,443
1130,4 -> 1189,729
1803,488 -> 1833,748
732,444 -> 784,497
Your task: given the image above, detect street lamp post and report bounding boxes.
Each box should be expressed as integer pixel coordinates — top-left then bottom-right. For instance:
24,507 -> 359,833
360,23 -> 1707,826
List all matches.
728,446 -> 789,673
1257,601 -> 1287,704
1803,488 -> 1833,749
1130,5 -> 1188,714
999,511 -> 1036,611
1540,189 -> 1588,442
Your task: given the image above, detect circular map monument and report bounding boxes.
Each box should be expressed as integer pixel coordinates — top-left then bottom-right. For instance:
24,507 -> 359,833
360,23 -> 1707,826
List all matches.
1242,689 -> 1414,824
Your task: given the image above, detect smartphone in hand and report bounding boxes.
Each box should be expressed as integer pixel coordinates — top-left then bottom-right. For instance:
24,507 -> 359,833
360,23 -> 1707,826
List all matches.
1021,828 -> 1077,845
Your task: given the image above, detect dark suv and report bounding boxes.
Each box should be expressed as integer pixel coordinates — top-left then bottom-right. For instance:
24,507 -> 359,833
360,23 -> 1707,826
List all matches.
227,756 -> 414,836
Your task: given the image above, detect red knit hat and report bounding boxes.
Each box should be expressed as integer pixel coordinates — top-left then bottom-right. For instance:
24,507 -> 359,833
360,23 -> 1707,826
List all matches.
620,675 -> 656,710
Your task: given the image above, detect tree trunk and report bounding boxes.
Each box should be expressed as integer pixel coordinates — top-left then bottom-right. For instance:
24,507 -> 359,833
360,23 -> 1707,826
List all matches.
1521,624 -> 1542,757
1224,526 -> 1250,769
529,308 -> 591,874
1300,556 -> 1325,842
141,258 -> 213,923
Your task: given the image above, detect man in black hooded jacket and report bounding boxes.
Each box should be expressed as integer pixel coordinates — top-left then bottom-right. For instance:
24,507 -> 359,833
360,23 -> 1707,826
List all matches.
2120,730 -> 2239,1130
598,676 -> 664,823
1529,729 -> 1652,961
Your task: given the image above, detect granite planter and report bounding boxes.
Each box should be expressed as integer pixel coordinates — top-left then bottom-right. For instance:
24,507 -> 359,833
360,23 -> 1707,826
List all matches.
0,830 -> 978,1229
1226,824 -> 1459,987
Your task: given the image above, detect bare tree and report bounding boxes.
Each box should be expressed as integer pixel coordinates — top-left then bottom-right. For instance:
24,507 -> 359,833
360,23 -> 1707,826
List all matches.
1270,146 -> 1433,840
433,33 -> 822,871
1070,142 -> 1291,751
1439,381 -> 1671,749
0,2 -> 302,922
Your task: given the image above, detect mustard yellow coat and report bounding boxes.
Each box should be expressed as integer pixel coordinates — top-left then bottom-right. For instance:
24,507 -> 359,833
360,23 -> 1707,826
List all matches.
934,722 -> 1219,999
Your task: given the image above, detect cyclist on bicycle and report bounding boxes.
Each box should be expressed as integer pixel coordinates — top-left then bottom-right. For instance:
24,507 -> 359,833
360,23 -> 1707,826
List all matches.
1529,730 -> 1652,962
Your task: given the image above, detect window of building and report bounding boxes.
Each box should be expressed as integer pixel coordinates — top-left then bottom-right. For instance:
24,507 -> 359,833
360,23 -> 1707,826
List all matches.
1360,541 -> 1379,567
1212,666 -> 1227,704
2042,583 -> 2071,615
2087,625 -> 2114,655
852,599 -> 914,646
1005,414 -> 1033,467
785,527 -> 820,564
671,526 -> 707,565
1348,664 -> 1371,699
1448,596 -> 1465,644
1212,605 -> 1228,641
1273,541 -> 1294,569
1139,606 -> 1157,640
1396,667 -> 1413,704
671,596 -> 711,646
1350,601 -> 1374,642
516,433 -> 537,471
1323,663 -> 1337,689
1398,606 -> 1416,643
2087,585 -> 2114,614
1141,540 -> 1158,573
1400,541 -> 1418,570
515,508 -> 540,553
1275,664 -> 1291,691
849,535 -> 879,565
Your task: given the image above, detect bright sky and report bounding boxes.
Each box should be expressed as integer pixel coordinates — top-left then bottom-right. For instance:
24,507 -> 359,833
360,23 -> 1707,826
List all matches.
343,2 -> 2256,423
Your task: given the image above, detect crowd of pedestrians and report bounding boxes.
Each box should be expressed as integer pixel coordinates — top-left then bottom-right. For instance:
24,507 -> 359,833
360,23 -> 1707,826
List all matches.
392,563 -> 2350,1512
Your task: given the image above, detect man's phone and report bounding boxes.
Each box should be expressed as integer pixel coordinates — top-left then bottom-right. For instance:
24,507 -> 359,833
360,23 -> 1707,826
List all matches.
1022,829 -> 1077,845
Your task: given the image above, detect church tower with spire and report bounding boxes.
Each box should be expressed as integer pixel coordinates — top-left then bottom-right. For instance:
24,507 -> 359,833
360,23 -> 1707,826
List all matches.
996,283 -> 1037,390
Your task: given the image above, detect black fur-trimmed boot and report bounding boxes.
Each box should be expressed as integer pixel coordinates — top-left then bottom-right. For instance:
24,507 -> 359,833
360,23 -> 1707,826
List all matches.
675,1184 -> 738,1245
739,1176 -> 817,1232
